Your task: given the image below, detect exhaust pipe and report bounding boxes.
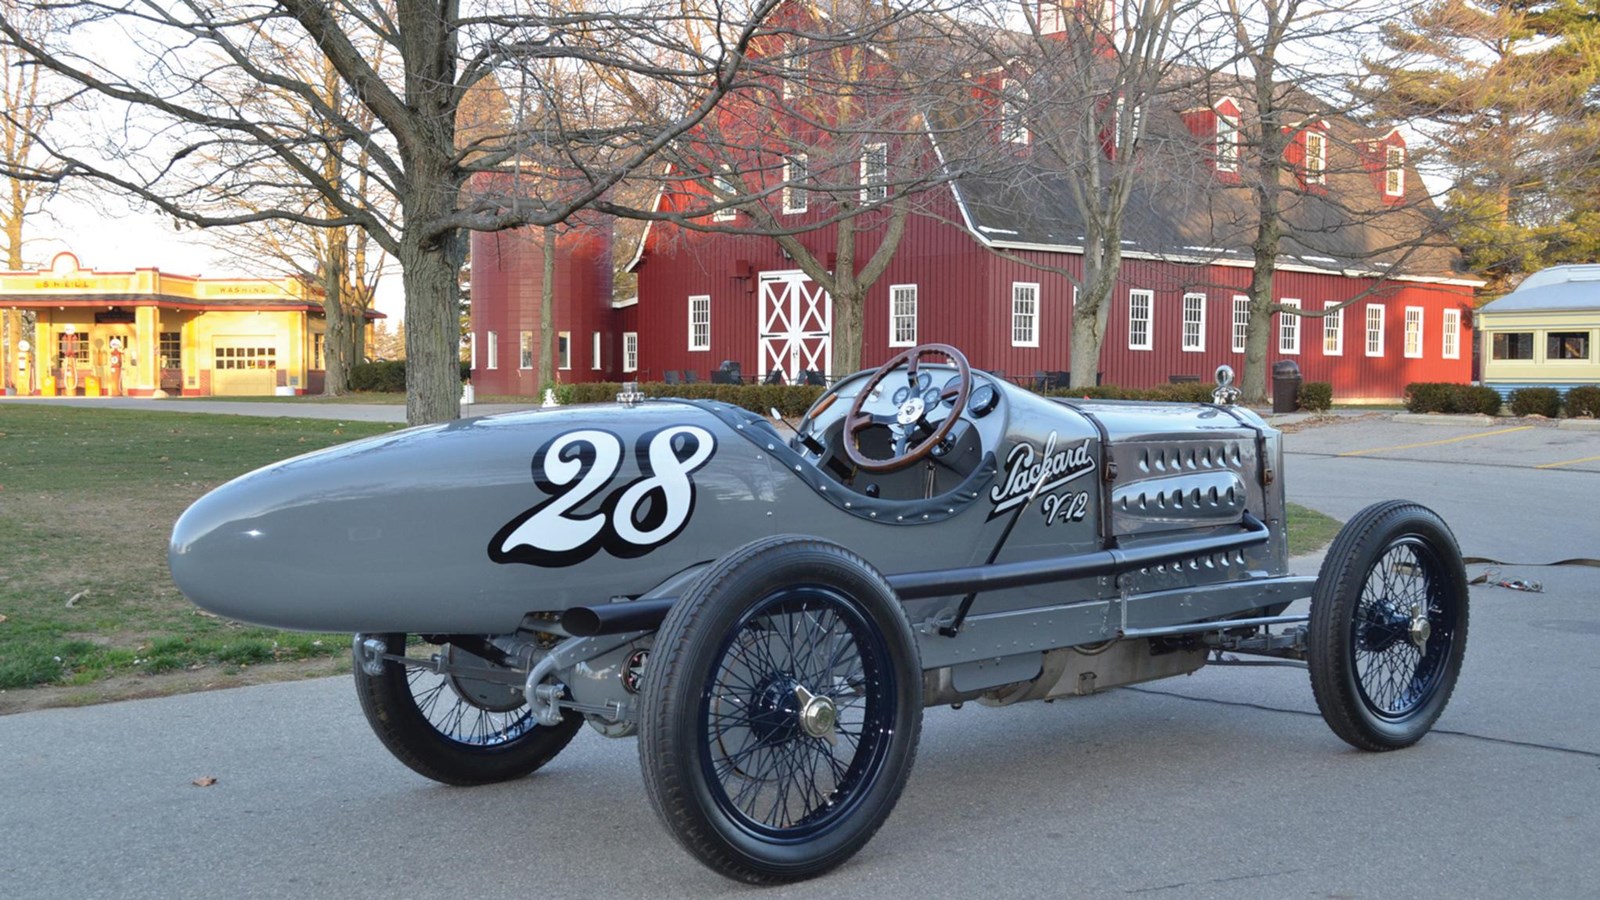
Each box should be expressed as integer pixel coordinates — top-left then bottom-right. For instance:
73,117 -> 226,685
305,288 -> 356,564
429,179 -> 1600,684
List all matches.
560,598 -> 676,637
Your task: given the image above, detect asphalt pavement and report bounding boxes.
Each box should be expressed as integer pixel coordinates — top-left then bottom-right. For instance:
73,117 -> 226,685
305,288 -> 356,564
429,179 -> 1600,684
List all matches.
2,410 -> 1597,898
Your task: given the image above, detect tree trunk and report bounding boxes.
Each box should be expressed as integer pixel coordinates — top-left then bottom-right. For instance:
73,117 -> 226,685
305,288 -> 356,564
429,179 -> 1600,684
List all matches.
539,225 -> 555,390
400,229 -> 464,425
323,236 -> 351,395
1070,233 -> 1120,390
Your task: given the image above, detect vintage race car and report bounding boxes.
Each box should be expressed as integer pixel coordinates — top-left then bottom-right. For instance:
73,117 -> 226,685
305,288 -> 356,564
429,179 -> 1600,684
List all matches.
169,344 -> 1469,883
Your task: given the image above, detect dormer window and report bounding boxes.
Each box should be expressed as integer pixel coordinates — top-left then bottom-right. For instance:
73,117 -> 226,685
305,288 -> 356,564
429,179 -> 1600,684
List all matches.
1001,78 -> 1029,145
860,142 -> 887,203
1216,113 -> 1239,172
782,36 -> 809,101
1113,96 -> 1143,155
711,172 -> 738,222
1385,145 -> 1405,197
1305,131 -> 1326,184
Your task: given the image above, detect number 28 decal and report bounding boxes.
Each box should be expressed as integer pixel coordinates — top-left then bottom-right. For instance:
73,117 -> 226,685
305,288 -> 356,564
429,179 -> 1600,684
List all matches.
489,426 -> 716,567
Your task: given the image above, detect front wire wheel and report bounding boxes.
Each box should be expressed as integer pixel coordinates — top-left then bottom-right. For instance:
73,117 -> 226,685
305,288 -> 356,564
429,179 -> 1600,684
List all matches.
1308,502 -> 1469,751
639,537 -> 922,884
353,633 -> 582,786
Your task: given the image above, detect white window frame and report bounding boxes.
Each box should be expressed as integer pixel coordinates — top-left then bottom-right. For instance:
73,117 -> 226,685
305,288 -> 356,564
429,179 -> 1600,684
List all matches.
1012,282 -> 1040,348
688,294 -> 711,351
1385,146 -> 1406,197
1001,78 -> 1029,145
1232,295 -> 1249,353
1181,292 -> 1206,352
486,330 -> 498,370
1442,309 -> 1461,359
519,330 -> 534,369
1366,304 -> 1386,357
1278,298 -> 1301,355
782,35 -> 808,100
622,332 -> 638,373
1305,131 -> 1326,184
557,331 -> 571,370
592,331 -> 602,370
782,155 -> 808,214
888,284 -> 918,347
860,142 -> 887,203
1128,289 -> 1153,351
1323,301 -> 1344,356
469,332 -> 477,370
1216,113 -> 1239,172
711,173 -> 738,222
1404,306 -> 1424,358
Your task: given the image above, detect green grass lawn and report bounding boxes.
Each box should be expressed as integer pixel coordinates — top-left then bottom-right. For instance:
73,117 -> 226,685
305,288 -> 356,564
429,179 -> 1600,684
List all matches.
0,406 -> 401,700
0,404 -> 1345,709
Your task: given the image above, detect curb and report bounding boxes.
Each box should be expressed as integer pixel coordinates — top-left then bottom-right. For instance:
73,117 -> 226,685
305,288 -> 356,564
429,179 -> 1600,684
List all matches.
1558,418 -> 1600,431
1391,412 -> 1493,426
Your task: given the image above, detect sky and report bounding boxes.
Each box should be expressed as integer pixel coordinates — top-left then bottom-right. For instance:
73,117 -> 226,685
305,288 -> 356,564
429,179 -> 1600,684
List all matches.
29,194 -> 407,322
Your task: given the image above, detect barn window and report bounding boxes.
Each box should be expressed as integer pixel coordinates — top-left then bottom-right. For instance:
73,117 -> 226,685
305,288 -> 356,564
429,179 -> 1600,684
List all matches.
623,332 -> 638,372
1181,293 -> 1205,352
1305,131 -> 1326,184
782,155 -> 808,214
592,331 -> 602,370
468,333 -> 477,369
1232,295 -> 1249,353
689,294 -> 711,351
1279,298 -> 1301,355
1385,146 -> 1406,197
889,284 -> 918,347
1442,310 -> 1460,359
486,331 -> 498,370
1323,302 -> 1343,355
1012,282 -> 1040,347
711,173 -> 738,222
558,332 -> 571,370
1128,289 -> 1153,351
1404,307 -> 1424,358
1216,113 -> 1239,172
519,331 -> 534,369
1001,79 -> 1029,145
1365,305 -> 1385,357
782,36 -> 808,100
860,143 -> 888,203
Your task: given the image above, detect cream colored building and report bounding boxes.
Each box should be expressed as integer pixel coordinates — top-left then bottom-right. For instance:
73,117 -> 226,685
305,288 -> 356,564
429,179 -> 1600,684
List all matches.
1477,265 -> 1600,397
1,252 -> 377,397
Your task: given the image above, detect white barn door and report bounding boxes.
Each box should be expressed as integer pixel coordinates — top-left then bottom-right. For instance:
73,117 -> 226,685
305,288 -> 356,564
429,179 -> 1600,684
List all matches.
758,271 -> 832,383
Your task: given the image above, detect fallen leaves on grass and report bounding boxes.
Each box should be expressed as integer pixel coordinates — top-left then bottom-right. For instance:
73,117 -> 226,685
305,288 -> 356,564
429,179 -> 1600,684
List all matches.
192,776 -> 218,787
0,614 -> 7,624
65,590 -> 88,608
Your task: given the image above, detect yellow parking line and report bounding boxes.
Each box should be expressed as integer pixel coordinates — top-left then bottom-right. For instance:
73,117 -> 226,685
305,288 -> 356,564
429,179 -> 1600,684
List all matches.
1536,454 -> 1600,470
1338,426 -> 1534,457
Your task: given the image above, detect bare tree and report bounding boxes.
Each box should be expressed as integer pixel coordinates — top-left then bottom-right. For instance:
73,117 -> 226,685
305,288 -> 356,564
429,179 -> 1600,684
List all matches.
0,0 -> 786,423
948,0 -> 1219,390
0,0 -> 56,390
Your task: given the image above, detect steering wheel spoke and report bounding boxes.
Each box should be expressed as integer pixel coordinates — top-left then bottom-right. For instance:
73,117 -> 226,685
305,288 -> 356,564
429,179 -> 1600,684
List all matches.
844,343 -> 973,474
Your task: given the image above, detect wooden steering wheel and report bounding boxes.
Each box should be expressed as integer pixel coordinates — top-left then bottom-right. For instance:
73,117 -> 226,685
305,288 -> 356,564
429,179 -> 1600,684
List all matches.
843,343 -> 973,473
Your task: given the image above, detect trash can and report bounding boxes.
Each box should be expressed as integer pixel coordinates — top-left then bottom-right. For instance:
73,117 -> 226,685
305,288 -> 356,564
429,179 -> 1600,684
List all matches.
1272,360 -> 1302,413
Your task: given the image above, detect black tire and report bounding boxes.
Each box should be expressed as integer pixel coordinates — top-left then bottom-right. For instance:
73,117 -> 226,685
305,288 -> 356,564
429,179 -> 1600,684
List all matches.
353,633 -> 582,786
638,537 -> 922,884
1308,501 -> 1469,751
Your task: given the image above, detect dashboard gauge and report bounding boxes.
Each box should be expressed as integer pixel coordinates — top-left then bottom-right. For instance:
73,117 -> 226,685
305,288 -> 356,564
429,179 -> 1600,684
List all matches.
967,383 -> 999,418
916,371 -> 932,391
923,387 -> 942,407
892,386 -> 911,405
941,375 -> 963,401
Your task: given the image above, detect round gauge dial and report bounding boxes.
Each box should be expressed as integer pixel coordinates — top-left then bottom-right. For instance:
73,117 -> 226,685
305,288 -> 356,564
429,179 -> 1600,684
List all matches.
966,383 -> 999,418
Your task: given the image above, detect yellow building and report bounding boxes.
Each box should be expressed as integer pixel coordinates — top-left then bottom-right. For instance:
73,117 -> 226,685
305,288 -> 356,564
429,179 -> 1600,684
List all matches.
1,252 -> 378,397
1477,265 -> 1600,398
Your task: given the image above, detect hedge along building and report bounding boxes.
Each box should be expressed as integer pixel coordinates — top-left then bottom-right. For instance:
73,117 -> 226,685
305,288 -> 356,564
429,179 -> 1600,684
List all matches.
0,252 -> 380,397
1476,265 -> 1600,399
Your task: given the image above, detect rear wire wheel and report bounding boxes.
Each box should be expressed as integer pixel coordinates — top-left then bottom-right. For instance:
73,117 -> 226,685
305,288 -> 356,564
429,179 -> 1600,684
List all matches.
353,633 -> 582,785
639,537 -> 922,884
1308,502 -> 1469,751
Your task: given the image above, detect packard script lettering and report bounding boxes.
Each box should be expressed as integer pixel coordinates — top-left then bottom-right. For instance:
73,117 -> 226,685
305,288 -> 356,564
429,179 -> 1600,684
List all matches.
490,425 -> 716,567
989,431 -> 1096,518
1040,491 -> 1090,525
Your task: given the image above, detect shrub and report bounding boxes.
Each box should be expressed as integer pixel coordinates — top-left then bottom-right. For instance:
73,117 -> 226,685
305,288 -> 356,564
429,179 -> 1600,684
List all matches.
548,381 -> 827,418
349,360 -> 407,392
1509,387 -> 1561,418
1565,385 -> 1600,418
1404,382 -> 1499,415
1298,382 -> 1333,412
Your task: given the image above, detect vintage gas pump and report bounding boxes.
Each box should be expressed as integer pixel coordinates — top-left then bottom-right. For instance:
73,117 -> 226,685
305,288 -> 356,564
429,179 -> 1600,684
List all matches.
108,337 -> 124,396
61,324 -> 79,396
17,338 -> 31,395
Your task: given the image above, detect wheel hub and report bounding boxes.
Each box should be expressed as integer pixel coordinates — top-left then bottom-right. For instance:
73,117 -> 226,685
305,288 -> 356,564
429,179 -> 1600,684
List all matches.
795,685 -> 838,743
1408,603 -> 1431,650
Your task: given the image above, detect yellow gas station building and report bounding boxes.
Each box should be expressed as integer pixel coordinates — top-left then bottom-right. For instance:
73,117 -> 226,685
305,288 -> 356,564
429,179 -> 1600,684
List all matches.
1,252 -> 378,397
